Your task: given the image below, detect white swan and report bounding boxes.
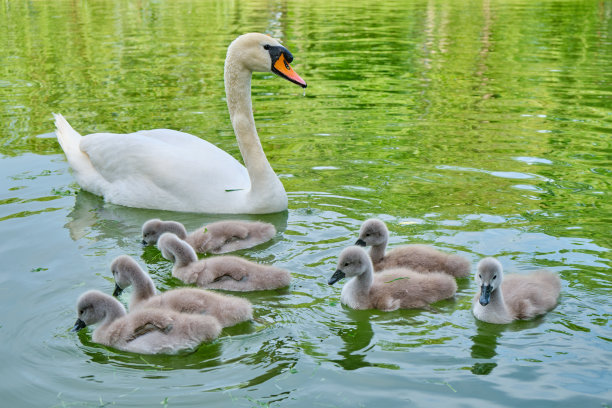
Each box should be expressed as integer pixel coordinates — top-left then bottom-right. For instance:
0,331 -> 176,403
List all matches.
54,33 -> 306,214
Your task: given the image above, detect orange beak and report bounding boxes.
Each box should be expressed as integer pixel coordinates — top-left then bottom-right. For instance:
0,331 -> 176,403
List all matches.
273,54 -> 307,88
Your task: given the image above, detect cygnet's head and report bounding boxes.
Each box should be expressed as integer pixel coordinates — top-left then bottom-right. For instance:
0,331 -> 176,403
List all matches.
141,219 -> 163,245
227,33 -> 306,88
355,218 -> 388,247
328,246 -> 372,285
142,219 -> 187,246
72,290 -> 123,332
476,257 -> 504,306
110,255 -> 140,297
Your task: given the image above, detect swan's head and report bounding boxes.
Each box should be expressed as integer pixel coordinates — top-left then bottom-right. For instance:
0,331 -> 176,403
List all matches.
72,290 -> 124,332
476,257 -> 504,306
329,246 -> 372,285
227,33 -> 307,88
110,255 -> 139,297
355,218 -> 388,247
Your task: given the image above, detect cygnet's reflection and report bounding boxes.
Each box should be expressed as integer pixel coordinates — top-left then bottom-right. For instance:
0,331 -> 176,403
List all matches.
330,310 -> 376,370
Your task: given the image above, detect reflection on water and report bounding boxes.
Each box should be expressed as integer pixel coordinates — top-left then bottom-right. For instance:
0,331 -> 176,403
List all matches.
330,312 -> 376,370
65,190 -> 289,245
470,320 -> 504,375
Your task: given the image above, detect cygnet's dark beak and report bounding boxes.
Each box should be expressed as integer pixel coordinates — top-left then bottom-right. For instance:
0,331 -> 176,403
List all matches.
71,318 -> 87,332
141,239 -> 148,246
479,284 -> 492,306
328,269 -> 346,285
112,284 -> 123,297
355,239 -> 366,247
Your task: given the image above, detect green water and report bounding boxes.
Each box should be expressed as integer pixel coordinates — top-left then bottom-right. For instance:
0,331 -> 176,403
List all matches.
1,0 -> 611,406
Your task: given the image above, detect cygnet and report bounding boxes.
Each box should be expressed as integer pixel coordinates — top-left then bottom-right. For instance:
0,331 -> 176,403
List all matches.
157,232 -> 291,291
71,290 -> 221,354
142,218 -> 276,254
111,255 -> 252,327
328,246 -> 457,311
473,257 -> 561,324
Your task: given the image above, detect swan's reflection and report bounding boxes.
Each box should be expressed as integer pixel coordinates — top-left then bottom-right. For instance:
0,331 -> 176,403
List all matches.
64,190 -> 288,248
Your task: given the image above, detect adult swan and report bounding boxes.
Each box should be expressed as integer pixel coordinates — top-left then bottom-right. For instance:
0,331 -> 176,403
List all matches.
54,33 -> 307,214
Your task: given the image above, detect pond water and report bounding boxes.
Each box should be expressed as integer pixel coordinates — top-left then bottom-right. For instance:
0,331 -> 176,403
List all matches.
1,0 -> 611,406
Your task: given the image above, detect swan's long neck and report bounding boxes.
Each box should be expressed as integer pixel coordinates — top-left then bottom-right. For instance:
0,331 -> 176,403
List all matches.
224,58 -> 281,195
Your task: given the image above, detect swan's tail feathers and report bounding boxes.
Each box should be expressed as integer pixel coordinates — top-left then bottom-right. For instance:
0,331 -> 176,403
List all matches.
54,113 -> 82,154
53,113 -> 98,190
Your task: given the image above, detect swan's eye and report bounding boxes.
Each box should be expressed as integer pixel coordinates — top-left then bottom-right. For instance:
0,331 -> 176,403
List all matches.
263,44 -> 270,50
344,262 -> 349,267
478,274 -> 482,279
493,275 -> 497,280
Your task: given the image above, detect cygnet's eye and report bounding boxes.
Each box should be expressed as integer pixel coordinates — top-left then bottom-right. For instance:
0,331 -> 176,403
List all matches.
493,275 -> 497,280
478,274 -> 482,279
263,44 -> 270,50
343,262 -> 349,267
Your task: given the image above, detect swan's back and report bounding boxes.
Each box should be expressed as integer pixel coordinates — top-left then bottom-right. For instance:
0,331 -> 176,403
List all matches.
502,271 -> 561,320
78,129 -> 249,211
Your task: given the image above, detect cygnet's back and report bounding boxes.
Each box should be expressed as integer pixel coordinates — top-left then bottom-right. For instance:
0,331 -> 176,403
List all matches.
372,269 -> 458,310
503,271 -> 561,320
73,290 -> 221,354
111,255 -> 252,327
158,232 -> 291,291
139,288 -> 252,328
142,218 -> 276,254
356,219 -> 470,277
187,220 -> 276,254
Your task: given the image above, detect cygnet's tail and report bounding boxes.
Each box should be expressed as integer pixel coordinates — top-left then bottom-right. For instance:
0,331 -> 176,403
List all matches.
53,113 -> 96,183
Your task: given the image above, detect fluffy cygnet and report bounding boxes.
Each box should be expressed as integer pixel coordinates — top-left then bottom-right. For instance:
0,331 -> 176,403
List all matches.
355,219 -> 471,277
71,290 -> 221,354
328,246 -> 457,311
473,257 -> 561,324
142,218 -> 276,254
110,255 -> 252,327
157,232 -> 291,291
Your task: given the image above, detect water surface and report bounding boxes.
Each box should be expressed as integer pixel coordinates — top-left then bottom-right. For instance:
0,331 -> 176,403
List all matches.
0,1 -> 611,407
